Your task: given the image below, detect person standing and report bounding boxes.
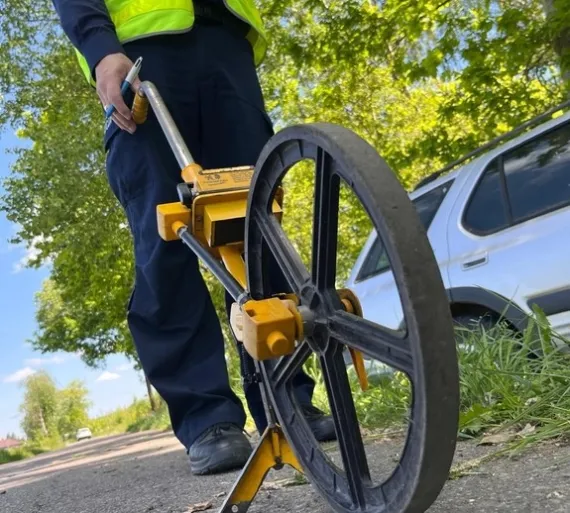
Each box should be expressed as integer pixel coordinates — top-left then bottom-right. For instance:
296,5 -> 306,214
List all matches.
50,0 -> 336,476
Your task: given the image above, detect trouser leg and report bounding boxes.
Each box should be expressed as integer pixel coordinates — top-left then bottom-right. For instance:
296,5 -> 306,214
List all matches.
197,24 -> 315,434
104,41 -> 246,450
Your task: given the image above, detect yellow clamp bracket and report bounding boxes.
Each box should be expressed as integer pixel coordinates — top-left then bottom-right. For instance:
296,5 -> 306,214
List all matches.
156,202 -> 191,241
241,297 -> 299,361
181,162 -> 204,186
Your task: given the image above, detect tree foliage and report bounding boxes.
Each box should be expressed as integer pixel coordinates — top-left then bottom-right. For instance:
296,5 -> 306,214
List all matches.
0,0 -> 569,373
19,370 -> 91,442
56,380 -> 91,437
20,371 -> 59,440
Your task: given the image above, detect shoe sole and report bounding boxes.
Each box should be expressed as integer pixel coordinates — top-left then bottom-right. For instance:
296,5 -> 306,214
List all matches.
191,445 -> 252,476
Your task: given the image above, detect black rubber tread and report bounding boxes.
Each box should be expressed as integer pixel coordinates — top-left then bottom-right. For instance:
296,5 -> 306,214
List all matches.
245,123 -> 459,513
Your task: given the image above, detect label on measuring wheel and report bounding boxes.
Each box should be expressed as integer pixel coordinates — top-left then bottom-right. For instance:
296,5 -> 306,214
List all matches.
195,166 -> 254,193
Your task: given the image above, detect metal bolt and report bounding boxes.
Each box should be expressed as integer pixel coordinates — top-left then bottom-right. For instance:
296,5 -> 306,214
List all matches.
232,506 -> 239,513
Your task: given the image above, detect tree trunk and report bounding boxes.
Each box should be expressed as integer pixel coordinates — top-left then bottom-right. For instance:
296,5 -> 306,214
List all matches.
145,375 -> 157,411
543,0 -> 570,88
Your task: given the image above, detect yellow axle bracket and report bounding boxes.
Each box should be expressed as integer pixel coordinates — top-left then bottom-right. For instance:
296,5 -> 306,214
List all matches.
219,426 -> 303,513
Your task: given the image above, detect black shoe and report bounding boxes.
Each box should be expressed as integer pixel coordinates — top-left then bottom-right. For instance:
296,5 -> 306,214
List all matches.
189,423 -> 252,476
301,404 -> 337,442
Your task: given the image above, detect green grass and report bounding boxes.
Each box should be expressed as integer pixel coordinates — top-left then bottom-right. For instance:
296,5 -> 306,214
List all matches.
0,437 -> 60,465
305,309 -> 570,454
0,398 -> 171,466
456,314 -> 570,452
0,447 -> 35,464
125,401 -> 171,433
89,398 -> 170,437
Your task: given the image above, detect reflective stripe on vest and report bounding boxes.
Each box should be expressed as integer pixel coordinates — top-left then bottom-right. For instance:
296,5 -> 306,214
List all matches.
75,0 -> 268,86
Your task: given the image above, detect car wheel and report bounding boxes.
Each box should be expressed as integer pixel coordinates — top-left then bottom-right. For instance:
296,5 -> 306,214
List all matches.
452,312 -> 531,355
453,312 -> 497,331
452,312 -> 498,350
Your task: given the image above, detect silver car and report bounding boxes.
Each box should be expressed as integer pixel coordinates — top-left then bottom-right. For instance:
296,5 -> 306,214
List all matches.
76,427 -> 92,441
346,106 -> 570,346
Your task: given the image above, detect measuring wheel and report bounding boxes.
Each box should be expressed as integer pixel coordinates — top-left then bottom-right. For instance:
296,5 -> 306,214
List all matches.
245,123 -> 460,513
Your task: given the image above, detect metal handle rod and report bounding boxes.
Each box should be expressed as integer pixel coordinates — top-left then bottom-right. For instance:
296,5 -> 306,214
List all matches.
177,226 -> 245,301
139,81 -> 195,169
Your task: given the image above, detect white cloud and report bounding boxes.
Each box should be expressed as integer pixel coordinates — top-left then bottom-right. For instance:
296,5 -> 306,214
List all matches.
114,364 -> 132,372
3,367 -> 36,383
12,235 -> 52,274
25,356 -> 66,367
96,371 -> 121,382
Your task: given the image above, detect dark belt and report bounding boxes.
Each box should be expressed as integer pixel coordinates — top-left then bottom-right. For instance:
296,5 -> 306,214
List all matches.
193,1 -> 250,38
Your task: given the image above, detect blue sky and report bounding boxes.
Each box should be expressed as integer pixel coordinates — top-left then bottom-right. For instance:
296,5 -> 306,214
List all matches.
0,129 -> 147,439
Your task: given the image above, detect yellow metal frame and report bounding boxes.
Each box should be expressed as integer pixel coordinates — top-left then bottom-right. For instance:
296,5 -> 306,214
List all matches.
132,88 -> 368,513
218,245 -> 247,289
219,426 -> 303,513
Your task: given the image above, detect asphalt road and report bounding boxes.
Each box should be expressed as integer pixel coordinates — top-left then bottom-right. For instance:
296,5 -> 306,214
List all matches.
1,430 -> 570,513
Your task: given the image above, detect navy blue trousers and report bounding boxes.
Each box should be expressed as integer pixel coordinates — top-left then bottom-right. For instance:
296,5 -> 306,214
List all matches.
104,22 -> 315,450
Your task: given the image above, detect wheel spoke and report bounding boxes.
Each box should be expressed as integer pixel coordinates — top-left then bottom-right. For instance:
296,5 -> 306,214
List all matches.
321,344 -> 370,507
329,311 -> 414,377
256,212 -> 310,293
272,341 -> 312,388
312,148 -> 340,292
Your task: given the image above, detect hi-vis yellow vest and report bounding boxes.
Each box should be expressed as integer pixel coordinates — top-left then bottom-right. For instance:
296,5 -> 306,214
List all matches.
76,0 -> 268,85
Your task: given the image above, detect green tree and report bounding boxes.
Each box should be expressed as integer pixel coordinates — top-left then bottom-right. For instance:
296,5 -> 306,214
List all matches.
20,371 -> 59,441
543,0 -> 570,86
1,0 -> 569,377
56,380 -> 91,438
260,0 -> 569,176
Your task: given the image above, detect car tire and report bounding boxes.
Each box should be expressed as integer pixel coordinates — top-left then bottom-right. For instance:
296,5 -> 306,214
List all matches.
453,312 -> 497,332
452,311 -> 534,356
452,312 -> 499,350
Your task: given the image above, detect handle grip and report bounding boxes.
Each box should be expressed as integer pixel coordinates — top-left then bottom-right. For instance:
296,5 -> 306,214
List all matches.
132,89 -> 149,125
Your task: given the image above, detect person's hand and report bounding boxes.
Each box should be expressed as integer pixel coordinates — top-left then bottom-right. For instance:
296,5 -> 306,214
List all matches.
95,53 -> 142,134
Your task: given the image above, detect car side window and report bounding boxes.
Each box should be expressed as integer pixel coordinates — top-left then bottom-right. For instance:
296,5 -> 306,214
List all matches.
414,181 -> 454,229
464,121 -> 570,235
356,237 -> 390,282
463,160 -> 509,234
504,122 -> 570,222
356,180 -> 453,282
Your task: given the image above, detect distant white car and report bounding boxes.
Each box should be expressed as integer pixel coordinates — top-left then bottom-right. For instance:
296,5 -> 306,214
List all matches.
346,106 -> 570,347
76,428 -> 92,441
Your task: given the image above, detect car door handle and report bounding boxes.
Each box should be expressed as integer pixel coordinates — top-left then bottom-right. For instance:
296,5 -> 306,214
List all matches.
462,253 -> 488,270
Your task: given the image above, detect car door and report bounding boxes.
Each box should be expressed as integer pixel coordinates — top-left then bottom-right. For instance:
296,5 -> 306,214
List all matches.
446,119 -> 570,337
348,180 -> 454,331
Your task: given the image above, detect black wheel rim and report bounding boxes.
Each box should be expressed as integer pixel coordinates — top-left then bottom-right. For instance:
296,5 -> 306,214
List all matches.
245,123 -> 459,513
